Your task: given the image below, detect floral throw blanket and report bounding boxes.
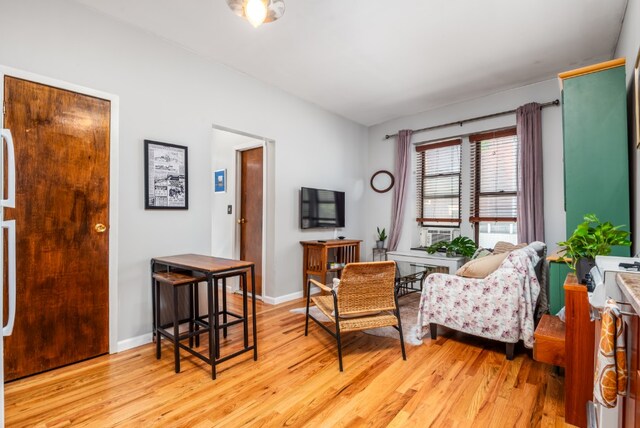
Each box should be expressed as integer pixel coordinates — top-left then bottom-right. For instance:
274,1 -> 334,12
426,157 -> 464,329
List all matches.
417,247 -> 541,348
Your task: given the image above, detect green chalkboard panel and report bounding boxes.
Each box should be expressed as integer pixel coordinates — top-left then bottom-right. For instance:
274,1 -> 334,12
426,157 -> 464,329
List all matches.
561,65 -> 630,256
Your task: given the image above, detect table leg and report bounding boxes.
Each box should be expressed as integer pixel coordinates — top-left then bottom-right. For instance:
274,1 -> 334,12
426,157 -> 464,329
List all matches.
214,277 -> 221,360
151,260 -> 156,342
222,277 -> 228,339
251,265 -> 258,361
173,286 -> 180,374
207,277 -> 216,380
242,271 -> 248,349
194,283 -> 200,348
188,283 -> 194,349
155,279 -> 161,359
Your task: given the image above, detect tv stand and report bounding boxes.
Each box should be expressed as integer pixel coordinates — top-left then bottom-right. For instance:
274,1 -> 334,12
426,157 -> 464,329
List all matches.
300,239 -> 361,296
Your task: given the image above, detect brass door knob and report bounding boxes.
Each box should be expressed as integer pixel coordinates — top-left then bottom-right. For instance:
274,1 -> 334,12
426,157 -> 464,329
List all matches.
95,223 -> 107,233
237,218 -> 246,224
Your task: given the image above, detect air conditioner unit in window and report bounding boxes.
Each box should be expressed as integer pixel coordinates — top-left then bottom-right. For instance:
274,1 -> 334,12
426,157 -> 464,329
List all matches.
420,228 -> 461,247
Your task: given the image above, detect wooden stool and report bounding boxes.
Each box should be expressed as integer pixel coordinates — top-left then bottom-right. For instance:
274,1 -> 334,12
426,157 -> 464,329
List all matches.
153,271 -> 208,373
533,314 -> 566,367
215,271 -> 250,358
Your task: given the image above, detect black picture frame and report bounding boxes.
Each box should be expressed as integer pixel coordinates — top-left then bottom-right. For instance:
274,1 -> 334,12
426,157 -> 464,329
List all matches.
144,140 -> 189,209
635,46 -> 639,149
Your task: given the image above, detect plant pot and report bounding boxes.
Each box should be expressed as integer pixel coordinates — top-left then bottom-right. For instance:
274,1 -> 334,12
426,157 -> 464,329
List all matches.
576,257 -> 596,284
376,240 -> 384,249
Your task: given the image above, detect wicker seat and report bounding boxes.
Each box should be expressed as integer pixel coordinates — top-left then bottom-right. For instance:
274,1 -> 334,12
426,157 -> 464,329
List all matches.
304,261 -> 406,371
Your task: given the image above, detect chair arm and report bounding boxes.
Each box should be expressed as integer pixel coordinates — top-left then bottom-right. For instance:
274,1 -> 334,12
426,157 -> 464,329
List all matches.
309,278 -> 333,293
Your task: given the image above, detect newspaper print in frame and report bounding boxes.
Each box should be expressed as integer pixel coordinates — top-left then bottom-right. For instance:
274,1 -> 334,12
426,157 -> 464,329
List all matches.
144,140 -> 189,209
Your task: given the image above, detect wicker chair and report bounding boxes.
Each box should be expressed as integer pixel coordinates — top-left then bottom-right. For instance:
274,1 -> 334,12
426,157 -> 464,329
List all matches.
304,261 -> 406,371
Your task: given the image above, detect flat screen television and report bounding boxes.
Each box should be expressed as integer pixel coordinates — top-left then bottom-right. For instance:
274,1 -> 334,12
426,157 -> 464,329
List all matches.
300,187 -> 345,229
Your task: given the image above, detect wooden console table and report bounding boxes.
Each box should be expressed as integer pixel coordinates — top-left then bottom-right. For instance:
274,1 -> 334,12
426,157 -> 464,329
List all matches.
300,240 -> 361,296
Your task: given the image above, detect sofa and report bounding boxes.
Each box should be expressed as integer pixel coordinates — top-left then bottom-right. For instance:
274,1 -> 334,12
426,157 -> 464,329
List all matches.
416,242 -> 545,359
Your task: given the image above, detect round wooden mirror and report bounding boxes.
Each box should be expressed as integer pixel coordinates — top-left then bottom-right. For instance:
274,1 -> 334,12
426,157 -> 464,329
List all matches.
370,170 -> 395,193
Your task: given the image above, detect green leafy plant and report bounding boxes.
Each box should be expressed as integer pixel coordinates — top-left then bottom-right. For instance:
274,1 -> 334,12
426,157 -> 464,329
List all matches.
557,213 -> 631,270
376,227 -> 388,241
425,236 -> 477,258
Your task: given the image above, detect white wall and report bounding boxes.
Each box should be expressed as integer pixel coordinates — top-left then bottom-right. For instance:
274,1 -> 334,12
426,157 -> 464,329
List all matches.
616,0 -> 640,88
614,0 -> 640,254
0,0 -> 368,344
366,79 -> 565,256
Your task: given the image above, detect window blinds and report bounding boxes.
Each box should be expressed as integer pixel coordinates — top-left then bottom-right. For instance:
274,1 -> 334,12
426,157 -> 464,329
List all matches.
469,128 -> 518,222
415,139 -> 461,225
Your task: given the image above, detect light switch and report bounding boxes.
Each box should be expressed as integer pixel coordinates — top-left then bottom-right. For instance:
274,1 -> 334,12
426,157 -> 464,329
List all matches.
227,205 -> 232,214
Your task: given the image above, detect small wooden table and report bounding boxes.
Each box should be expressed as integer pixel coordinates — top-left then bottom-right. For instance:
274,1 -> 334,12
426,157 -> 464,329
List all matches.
151,254 -> 257,379
300,240 -> 361,296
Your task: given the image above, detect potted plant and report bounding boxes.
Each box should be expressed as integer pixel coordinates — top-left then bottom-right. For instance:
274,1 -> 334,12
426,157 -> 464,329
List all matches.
557,213 -> 631,283
375,227 -> 387,249
425,236 -> 477,258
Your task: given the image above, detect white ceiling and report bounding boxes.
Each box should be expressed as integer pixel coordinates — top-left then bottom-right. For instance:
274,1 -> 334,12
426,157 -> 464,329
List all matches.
73,0 -> 628,126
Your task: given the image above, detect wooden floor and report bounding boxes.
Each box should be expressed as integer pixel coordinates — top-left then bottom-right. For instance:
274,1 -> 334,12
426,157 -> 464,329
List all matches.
5,294 -> 573,427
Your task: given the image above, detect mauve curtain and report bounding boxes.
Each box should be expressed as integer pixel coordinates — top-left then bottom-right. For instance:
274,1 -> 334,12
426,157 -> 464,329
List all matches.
388,130 -> 413,251
516,102 -> 544,243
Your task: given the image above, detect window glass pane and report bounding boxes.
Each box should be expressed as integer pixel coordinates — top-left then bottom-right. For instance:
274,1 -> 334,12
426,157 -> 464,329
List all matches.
423,197 -> 459,220
470,131 -> 519,224
479,139 -> 518,193
417,141 -> 461,224
478,195 -> 517,218
425,147 -> 461,174
478,222 -> 518,248
423,175 -> 459,197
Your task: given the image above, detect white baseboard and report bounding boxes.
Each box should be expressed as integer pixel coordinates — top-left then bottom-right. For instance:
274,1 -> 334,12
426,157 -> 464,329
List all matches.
116,333 -> 152,353
262,286 -> 320,305
115,286 -> 319,351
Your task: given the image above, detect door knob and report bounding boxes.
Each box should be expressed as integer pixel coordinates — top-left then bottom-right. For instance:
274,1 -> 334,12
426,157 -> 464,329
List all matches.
237,218 -> 246,224
95,223 -> 107,233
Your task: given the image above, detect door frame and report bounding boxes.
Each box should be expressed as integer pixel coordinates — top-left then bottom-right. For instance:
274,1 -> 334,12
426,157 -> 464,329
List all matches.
0,65 -> 120,354
211,124 -> 274,300
236,143 -> 265,299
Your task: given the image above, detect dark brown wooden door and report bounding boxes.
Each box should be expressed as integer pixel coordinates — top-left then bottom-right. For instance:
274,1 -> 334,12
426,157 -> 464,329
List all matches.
240,147 -> 263,296
3,76 -> 110,381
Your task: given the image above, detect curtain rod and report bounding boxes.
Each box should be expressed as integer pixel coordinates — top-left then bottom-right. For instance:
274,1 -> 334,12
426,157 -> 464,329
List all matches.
384,99 -> 560,140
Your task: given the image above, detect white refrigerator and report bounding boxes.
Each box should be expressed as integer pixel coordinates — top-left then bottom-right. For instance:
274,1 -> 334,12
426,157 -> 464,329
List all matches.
0,128 -> 17,426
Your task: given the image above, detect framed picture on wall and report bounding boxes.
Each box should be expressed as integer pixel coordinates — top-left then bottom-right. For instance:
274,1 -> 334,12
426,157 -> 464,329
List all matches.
214,169 -> 226,193
144,140 -> 188,209
635,47 -> 640,148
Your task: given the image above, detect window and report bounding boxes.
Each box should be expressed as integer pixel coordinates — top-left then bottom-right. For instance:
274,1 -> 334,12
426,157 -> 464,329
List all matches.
416,139 -> 461,226
469,128 -> 518,247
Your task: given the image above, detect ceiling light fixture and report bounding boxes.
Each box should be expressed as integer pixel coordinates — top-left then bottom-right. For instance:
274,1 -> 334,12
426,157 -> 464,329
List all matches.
226,0 -> 285,28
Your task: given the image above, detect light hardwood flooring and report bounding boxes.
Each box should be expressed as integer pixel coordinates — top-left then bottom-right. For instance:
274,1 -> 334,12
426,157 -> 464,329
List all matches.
5,294 -> 573,427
